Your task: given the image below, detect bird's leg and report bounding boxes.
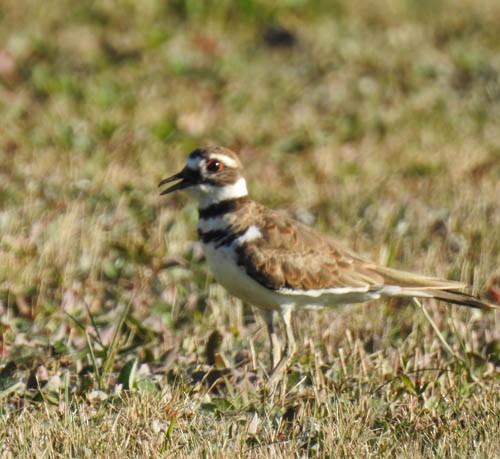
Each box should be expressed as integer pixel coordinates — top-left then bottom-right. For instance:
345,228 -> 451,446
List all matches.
268,306 -> 296,385
260,309 -> 282,371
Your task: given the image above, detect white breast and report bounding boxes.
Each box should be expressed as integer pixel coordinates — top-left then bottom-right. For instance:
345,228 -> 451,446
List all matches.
202,241 -> 283,310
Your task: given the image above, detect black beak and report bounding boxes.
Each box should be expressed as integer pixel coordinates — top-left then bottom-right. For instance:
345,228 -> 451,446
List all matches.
158,167 -> 197,195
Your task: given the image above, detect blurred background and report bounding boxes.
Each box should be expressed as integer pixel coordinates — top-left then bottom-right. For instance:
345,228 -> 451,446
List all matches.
0,1 -> 499,452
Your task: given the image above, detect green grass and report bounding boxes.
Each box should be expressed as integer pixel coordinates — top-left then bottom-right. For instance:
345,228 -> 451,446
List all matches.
0,0 -> 499,457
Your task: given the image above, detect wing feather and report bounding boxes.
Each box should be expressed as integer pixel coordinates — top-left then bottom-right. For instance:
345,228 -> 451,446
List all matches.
235,204 -> 472,294
235,205 -> 383,291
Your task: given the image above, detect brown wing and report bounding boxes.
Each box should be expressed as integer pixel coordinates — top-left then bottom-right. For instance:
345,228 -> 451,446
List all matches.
233,203 -> 476,294
229,203 -> 498,310
234,205 -> 386,291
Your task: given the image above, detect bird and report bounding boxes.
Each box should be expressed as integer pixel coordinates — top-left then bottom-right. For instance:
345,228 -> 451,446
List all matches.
159,146 -> 498,382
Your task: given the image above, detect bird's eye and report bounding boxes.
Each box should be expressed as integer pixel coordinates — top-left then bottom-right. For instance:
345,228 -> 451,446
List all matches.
206,159 -> 223,172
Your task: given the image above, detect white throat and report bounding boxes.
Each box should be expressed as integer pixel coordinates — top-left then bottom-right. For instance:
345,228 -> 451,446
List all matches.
195,177 -> 248,208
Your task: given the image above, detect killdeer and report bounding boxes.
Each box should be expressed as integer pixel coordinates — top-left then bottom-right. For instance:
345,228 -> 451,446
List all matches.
159,146 -> 498,381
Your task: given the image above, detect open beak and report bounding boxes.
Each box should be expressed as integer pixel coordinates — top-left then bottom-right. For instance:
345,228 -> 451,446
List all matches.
159,167 -> 197,195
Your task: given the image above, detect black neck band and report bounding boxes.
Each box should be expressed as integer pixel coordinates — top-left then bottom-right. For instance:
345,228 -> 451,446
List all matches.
198,197 -> 249,219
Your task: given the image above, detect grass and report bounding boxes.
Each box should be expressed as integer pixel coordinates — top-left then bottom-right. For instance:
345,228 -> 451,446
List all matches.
0,0 -> 499,457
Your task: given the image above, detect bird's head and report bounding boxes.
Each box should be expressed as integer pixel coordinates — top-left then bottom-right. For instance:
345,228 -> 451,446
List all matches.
159,146 -> 248,207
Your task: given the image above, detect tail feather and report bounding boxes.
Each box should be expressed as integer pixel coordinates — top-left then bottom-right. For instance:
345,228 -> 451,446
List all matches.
434,290 -> 495,309
404,288 -> 499,311
374,265 -> 467,290
372,266 -> 499,311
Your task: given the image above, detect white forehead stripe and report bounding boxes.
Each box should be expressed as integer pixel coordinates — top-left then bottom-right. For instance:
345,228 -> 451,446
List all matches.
209,153 -> 239,169
187,156 -> 204,169
186,153 -> 239,170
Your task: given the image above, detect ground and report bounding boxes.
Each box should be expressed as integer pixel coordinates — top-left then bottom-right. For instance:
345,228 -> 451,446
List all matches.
0,0 -> 499,457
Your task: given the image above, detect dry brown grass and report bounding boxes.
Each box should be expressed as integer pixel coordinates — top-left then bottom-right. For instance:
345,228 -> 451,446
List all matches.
0,0 -> 499,457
